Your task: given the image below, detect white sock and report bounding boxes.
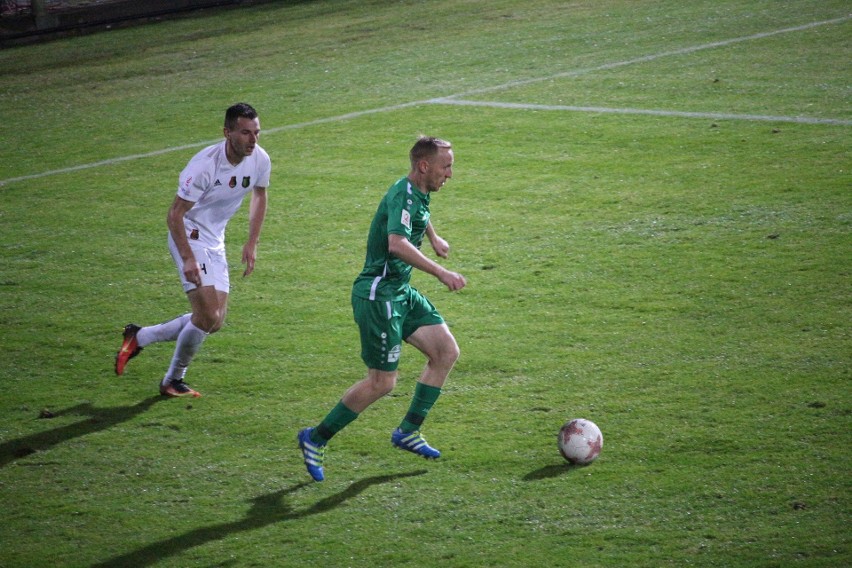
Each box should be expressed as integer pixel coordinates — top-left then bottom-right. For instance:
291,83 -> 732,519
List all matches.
137,313 -> 191,348
162,321 -> 208,384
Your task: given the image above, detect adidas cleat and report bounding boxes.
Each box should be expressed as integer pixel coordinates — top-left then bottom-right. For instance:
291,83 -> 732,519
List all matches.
391,428 -> 441,459
297,428 -> 326,482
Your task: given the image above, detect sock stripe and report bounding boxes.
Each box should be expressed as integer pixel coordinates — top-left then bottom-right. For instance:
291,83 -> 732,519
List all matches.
403,412 -> 425,427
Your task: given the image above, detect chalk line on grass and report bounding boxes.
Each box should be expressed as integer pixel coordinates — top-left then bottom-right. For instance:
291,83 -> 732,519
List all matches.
427,99 -> 852,126
435,15 -> 852,100
0,102 -> 424,186
2,15 -> 849,186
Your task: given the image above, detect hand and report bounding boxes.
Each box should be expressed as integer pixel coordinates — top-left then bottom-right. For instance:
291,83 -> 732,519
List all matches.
430,235 -> 450,259
242,242 -> 257,277
438,269 -> 466,292
183,260 -> 202,287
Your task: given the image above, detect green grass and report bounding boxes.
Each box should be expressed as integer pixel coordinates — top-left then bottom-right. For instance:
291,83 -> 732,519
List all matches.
0,0 -> 849,566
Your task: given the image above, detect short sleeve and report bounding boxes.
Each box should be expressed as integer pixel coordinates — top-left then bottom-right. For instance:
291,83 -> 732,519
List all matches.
254,149 -> 272,189
385,189 -> 412,238
177,162 -> 210,202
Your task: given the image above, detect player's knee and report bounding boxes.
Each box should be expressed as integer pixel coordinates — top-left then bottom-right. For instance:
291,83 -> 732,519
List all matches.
433,337 -> 460,368
369,371 -> 397,395
378,375 -> 397,395
193,310 -> 222,333
448,347 -> 460,368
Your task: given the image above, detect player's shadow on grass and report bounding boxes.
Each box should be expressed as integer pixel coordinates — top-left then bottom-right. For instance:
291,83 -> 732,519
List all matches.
92,470 -> 428,568
0,397 -> 164,468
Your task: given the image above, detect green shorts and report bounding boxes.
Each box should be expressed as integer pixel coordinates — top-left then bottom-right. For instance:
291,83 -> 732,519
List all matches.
352,287 -> 444,371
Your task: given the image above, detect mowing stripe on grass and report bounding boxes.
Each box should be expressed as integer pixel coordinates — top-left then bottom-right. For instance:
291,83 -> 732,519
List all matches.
2,15 -> 848,187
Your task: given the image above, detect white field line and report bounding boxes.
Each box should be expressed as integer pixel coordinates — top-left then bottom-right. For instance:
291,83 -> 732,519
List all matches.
428,99 -> 852,125
2,15 -> 849,187
435,15 -> 852,100
0,102 -> 426,186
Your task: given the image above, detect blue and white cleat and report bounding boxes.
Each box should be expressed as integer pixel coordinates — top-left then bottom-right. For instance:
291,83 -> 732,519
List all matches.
297,427 -> 325,482
391,428 -> 441,459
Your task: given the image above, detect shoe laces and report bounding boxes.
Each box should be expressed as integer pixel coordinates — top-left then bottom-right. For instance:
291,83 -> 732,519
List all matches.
168,379 -> 192,393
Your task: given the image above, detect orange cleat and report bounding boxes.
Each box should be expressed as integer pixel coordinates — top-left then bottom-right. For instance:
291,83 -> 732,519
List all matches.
115,324 -> 142,375
159,379 -> 202,398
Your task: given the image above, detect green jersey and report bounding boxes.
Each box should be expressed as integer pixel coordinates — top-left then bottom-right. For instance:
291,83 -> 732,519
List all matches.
352,176 -> 431,301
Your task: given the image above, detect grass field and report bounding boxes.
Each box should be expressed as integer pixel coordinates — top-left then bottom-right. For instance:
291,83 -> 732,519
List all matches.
0,1 -> 850,566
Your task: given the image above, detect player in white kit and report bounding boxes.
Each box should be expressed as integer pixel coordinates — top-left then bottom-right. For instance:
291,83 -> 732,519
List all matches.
115,103 -> 271,397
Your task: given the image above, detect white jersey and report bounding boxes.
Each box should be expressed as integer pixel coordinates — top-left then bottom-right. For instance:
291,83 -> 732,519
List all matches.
177,141 -> 271,251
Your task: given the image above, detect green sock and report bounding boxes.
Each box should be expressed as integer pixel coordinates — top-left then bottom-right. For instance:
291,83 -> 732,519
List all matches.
399,382 -> 442,433
311,401 -> 359,445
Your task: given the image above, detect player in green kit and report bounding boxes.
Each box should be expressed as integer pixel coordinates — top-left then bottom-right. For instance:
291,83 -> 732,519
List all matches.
298,136 -> 466,482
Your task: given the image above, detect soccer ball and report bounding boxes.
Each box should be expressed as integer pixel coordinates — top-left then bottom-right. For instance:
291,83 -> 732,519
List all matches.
558,418 -> 603,465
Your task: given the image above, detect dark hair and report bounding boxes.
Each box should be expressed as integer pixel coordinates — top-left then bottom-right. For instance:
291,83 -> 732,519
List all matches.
224,103 -> 258,130
410,136 -> 452,166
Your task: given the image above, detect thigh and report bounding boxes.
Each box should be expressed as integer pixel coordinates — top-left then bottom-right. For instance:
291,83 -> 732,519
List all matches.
352,295 -> 404,371
406,322 -> 457,361
401,288 -> 445,341
187,285 -> 229,331
204,247 -> 230,293
169,236 -> 230,293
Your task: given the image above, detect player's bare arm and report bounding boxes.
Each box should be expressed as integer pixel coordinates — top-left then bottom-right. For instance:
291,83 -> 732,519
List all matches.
425,221 -> 449,259
388,233 -> 465,291
166,196 -> 201,287
242,186 -> 267,277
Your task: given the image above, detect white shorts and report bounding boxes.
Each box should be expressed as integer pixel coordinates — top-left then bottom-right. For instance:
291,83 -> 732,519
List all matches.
168,233 -> 230,293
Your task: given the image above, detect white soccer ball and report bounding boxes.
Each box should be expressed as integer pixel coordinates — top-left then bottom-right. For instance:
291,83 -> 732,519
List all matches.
558,418 -> 603,465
